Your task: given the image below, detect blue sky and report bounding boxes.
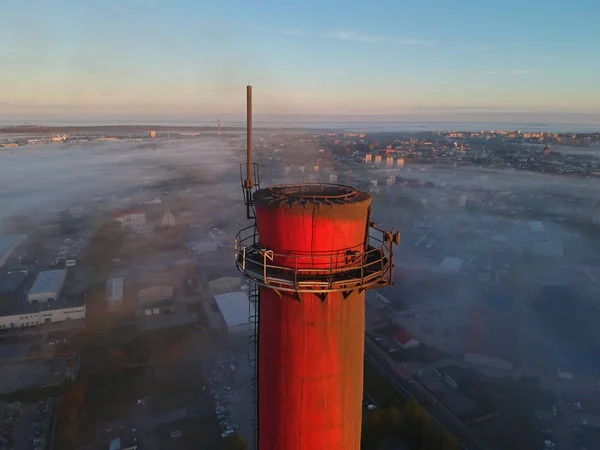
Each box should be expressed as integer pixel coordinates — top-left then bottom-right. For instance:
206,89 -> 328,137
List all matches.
1,0 -> 599,120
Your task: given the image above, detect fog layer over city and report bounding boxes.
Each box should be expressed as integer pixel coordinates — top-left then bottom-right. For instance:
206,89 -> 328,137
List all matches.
0,137 -> 242,221
1,130 -> 600,450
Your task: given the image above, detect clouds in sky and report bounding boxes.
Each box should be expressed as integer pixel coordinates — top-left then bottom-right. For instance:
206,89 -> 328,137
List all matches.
2,8 -> 595,119
253,26 -> 546,79
457,44 -> 500,51
483,70 -> 542,75
323,30 -> 434,45
256,26 -> 434,46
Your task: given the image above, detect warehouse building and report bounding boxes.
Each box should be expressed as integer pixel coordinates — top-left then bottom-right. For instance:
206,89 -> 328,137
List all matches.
0,295 -> 86,329
0,301 -> 40,329
214,291 -> 254,333
439,257 -> 463,274
39,296 -> 86,324
137,286 -> 175,316
138,286 -> 173,304
0,234 -> 26,268
107,278 -> 124,311
208,276 -> 242,295
27,269 -> 67,303
201,299 -> 227,331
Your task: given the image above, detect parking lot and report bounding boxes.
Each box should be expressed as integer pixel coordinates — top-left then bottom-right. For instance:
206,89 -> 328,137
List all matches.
207,353 -> 250,441
206,330 -> 254,445
534,403 -> 600,450
0,399 -> 55,450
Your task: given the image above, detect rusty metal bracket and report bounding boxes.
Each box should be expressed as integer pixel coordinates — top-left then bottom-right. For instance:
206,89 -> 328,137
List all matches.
315,293 -> 328,302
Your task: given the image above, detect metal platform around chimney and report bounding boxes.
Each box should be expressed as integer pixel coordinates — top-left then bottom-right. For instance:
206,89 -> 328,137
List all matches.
234,224 -> 397,294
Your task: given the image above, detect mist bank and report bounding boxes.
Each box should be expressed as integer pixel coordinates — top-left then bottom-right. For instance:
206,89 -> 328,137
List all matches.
0,138 -> 241,222
2,112 -> 600,133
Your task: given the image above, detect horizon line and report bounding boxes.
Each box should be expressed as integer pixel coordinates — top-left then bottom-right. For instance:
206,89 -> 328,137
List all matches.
2,120 -> 600,133
3,111 -> 600,122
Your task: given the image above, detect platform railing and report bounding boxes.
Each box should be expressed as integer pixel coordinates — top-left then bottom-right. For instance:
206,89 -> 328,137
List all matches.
234,223 -> 397,293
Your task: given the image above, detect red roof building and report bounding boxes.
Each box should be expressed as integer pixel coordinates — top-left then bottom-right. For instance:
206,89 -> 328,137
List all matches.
394,329 -> 420,349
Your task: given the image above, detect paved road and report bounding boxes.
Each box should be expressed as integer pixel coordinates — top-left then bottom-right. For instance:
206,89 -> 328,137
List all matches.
365,338 -> 493,450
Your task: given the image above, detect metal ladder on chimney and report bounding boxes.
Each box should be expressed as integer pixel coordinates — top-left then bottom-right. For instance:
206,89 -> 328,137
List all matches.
248,283 -> 259,450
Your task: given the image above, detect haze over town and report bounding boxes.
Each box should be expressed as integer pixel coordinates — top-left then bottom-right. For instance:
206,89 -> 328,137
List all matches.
0,125 -> 599,450
1,1 -> 600,450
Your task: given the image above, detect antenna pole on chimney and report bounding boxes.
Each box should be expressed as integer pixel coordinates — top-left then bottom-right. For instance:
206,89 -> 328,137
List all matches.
242,85 -> 256,220
245,85 -> 254,189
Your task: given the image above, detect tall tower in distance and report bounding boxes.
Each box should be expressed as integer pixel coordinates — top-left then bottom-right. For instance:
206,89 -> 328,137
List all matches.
235,86 -> 399,450
218,118 -> 221,137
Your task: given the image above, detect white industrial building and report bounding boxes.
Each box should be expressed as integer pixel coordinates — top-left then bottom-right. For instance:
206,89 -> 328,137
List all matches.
0,234 -> 26,268
529,220 -> 546,234
107,278 -> 124,311
113,211 -> 146,228
0,268 -> 84,329
161,212 -> 176,228
0,301 -> 39,329
214,291 -> 254,332
527,220 -> 563,257
27,270 -> 67,302
464,353 -> 514,372
0,297 -> 86,329
439,257 -> 463,274
39,298 -> 86,324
